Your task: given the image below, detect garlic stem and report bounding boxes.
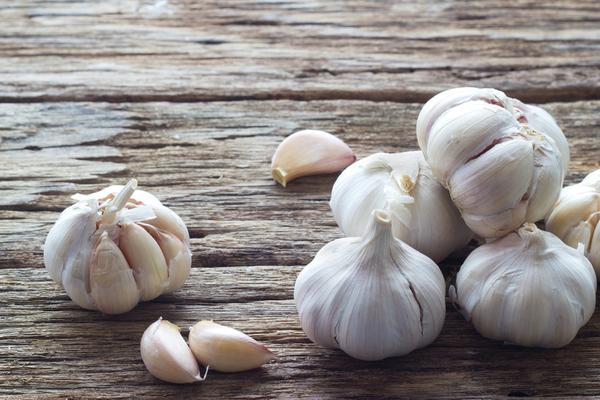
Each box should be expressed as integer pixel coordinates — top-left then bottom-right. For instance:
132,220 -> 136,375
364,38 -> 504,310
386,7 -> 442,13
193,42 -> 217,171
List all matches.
101,179 -> 138,225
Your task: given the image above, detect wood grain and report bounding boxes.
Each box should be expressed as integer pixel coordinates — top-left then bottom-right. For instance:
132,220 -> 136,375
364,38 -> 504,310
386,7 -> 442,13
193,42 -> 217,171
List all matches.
1,0 -> 600,398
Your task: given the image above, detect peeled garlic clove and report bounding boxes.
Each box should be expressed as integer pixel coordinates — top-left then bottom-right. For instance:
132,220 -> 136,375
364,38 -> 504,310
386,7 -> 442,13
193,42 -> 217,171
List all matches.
453,223 -> 596,348
140,318 -> 205,384
417,87 -> 566,238
119,222 -> 169,301
271,129 -> 355,187
295,209 -> 446,361
546,169 -> 600,274
141,223 -> 192,293
330,151 -> 472,262
188,321 -> 275,372
89,232 -> 139,315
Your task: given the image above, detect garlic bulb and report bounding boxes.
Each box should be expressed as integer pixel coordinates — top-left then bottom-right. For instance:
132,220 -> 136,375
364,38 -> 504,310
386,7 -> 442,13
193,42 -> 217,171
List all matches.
44,179 -> 192,314
189,321 -> 275,372
294,209 -> 446,361
330,151 -> 472,262
416,87 -> 567,238
546,169 -> 600,275
451,223 -> 596,348
271,129 -> 355,187
140,318 -> 207,384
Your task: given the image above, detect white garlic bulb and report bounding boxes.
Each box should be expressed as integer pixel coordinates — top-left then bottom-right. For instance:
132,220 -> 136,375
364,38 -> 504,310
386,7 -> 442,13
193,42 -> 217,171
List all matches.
271,129 -> 355,187
294,209 -> 446,361
44,179 -> 192,314
140,318 -> 207,384
451,223 -> 596,348
189,320 -> 275,372
546,169 -> 600,275
416,87 -> 568,238
330,151 -> 472,262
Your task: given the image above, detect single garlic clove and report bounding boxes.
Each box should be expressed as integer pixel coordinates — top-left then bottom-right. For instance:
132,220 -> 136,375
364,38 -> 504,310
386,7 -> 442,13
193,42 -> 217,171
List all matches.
188,320 -> 275,372
119,222 -> 169,301
146,204 -> 190,245
140,223 -> 192,293
89,231 -> 139,315
271,129 -> 356,187
140,318 -> 205,384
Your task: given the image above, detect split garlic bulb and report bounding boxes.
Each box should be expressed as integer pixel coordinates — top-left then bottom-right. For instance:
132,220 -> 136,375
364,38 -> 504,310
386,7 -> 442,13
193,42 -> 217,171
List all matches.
294,209 -> 446,361
141,318 -> 207,384
44,179 -> 192,314
451,223 -> 596,348
546,169 -> 600,275
271,129 -> 355,187
189,320 -> 275,372
416,87 -> 568,238
330,151 -> 472,262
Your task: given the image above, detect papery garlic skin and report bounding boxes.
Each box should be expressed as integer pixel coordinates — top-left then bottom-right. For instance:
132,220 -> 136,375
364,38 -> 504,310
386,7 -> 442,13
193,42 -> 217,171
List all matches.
140,318 -> 205,384
189,320 -> 275,372
330,151 -> 472,262
416,87 -> 567,238
546,169 -> 600,275
271,129 -> 356,187
43,180 -> 192,314
452,224 -> 596,348
294,209 -> 446,361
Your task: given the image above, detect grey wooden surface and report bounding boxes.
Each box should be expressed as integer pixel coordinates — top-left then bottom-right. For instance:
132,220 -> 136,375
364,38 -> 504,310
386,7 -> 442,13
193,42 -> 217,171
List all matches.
1,1 -> 599,398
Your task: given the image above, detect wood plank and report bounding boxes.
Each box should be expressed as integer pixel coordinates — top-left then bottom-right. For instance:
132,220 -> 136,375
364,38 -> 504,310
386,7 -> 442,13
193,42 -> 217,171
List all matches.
1,100 -> 598,269
0,1 -> 599,102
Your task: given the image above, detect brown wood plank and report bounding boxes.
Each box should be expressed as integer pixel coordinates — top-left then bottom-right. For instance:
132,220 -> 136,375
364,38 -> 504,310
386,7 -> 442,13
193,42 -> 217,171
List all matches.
0,1 -> 599,102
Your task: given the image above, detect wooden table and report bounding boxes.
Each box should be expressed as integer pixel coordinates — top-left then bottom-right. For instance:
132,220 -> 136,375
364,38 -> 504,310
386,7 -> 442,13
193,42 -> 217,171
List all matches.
1,1 -> 599,398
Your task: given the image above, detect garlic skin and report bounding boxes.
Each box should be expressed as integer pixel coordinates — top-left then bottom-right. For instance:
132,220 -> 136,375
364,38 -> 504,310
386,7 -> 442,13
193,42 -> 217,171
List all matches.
140,318 -> 206,384
330,151 -> 472,262
546,169 -> 600,275
271,129 -> 356,187
416,87 -> 567,238
294,209 -> 446,361
452,223 -> 596,348
189,321 -> 275,372
43,179 -> 192,314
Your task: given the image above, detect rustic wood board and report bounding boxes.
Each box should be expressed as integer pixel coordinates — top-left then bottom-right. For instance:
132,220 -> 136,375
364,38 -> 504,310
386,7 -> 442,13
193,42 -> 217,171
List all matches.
1,1 -> 600,399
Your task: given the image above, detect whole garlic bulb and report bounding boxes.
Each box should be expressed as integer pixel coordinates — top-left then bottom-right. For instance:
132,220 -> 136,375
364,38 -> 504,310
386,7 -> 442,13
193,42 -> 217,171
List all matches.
294,209 -> 446,361
44,179 -> 192,314
546,169 -> 600,275
416,87 -> 567,238
451,223 -> 596,348
330,151 -> 472,262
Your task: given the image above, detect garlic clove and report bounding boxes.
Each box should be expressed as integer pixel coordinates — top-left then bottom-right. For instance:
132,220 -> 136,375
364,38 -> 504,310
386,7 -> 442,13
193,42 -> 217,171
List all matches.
119,222 -> 169,301
146,204 -> 190,245
589,213 -> 600,271
271,129 -> 355,187
140,223 -> 192,293
89,232 -> 139,315
188,320 -> 275,372
140,318 -> 205,384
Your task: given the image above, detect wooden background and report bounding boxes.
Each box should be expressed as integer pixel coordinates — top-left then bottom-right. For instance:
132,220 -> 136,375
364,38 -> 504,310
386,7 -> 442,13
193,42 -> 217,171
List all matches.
1,1 -> 599,398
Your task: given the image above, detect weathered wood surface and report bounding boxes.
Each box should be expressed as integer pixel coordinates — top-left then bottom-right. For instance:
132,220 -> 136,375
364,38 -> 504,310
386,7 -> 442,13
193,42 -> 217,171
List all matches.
1,1 -> 600,399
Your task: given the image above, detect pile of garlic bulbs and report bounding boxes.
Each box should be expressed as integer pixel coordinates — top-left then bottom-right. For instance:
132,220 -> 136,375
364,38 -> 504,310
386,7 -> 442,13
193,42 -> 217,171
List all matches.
44,179 -> 192,314
294,86 -> 598,358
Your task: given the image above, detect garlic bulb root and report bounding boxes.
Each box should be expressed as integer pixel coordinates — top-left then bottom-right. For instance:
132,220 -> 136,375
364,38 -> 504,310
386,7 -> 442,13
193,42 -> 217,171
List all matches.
453,223 -> 596,348
188,320 -> 275,372
546,169 -> 600,275
140,318 -> 207,384
330,151 -> 472,262
271,129 -> 355,187
294,209 -> 446,361
416,87 -> 567,238
43,179 -> 192,314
